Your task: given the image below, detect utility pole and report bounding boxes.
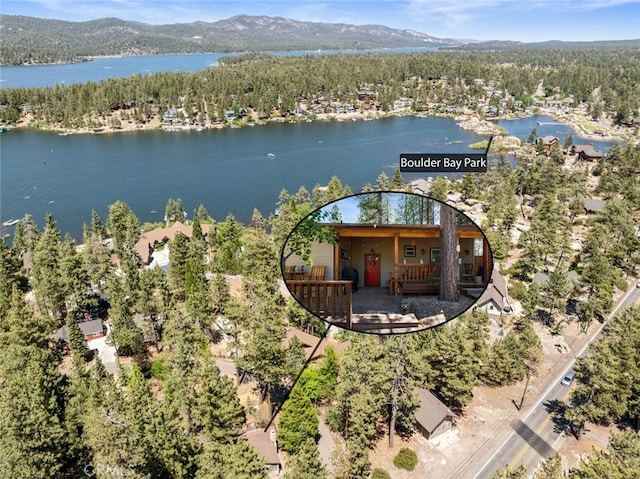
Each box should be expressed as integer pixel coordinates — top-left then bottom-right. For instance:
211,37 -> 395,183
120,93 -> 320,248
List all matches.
518,365 -> 533,410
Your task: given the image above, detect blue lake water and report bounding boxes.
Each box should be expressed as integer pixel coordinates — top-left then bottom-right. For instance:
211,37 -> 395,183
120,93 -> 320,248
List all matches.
0,116 -> 482,239
0,114 -> 614,240
0,53 -> 616,240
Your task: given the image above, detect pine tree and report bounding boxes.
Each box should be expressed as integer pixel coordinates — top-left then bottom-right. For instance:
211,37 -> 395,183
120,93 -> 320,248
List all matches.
106,200 -> 140,257
192,360 -> 246,442
214,213 -> 244,274
278,385 -> 319,454
384,335 -> 420,447
30,213 -> 65,319
165,197 -> 186,224
196,439 -> 267,479
0,237 -> 25,319
169,231 -> 191,299
0,292 -> 68,479
11,214 -> 40,257
284,437 -> 328,479
569,430 -> 640,478
66,314 -> 89,369
534,453 -> 564,479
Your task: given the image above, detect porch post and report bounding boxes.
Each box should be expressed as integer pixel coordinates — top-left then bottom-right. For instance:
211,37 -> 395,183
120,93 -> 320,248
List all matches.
334,240 -> 340,280
393,233 -> 399,295
456,234 -> 461,282
483,238 -> 490,283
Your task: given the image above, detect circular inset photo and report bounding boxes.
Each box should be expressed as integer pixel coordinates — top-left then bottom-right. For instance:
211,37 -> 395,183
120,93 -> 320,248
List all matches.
281,191 -> 493,334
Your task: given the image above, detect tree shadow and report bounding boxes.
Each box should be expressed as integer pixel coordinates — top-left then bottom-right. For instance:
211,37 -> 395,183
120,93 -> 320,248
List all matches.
536,309 -> 554,327
544,399 -> 571,435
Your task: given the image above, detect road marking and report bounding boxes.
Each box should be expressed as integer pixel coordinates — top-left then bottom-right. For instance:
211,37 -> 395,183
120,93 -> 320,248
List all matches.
508,383 -> 576,470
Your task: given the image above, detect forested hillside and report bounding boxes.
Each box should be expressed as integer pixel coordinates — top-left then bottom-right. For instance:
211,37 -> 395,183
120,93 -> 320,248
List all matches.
0,14 -> 460,65
1,47 -> 639,133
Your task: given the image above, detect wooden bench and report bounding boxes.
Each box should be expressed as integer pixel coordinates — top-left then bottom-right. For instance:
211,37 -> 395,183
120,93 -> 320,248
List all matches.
399,281 -> 439,294
394,263 -> 441,295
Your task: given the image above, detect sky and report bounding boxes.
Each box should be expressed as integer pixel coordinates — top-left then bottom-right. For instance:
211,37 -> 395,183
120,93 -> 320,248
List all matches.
1,0 -> 639,43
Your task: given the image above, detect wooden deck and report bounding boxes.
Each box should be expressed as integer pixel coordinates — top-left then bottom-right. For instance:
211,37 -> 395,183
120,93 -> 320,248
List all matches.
287,280 -> 353,327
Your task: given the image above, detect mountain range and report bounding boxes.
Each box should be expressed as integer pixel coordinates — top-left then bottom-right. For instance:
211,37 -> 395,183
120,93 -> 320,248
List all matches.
1,14 -> 637,66
0,14 -> 463,63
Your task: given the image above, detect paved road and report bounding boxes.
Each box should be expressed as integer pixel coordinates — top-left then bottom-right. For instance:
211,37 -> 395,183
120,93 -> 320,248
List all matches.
467,282 -> 640,478
216,358 -> 238,379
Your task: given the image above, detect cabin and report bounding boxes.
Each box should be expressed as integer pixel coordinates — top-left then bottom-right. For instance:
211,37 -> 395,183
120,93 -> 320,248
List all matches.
284,220 -> 490,331
56,318 -> 106,343
242,427 -> 281,475
281,328 -> 349,361
475,267 -> 511,317
571,145 -> 603,162
414,388 -> 456,440
583,198 -> 606,214
133,221 -> 213,266
538,136 -> 559,151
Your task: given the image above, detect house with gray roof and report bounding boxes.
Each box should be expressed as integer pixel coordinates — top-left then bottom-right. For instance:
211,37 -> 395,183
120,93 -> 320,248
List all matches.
242,427 -> 281,475
583,198 -> 606,214
414,388 -> 456,440
572,144 -> 603,162
57,318 -> 105,342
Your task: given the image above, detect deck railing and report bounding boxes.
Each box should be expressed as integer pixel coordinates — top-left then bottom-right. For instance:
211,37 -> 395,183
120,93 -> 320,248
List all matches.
288,280 -> 352,328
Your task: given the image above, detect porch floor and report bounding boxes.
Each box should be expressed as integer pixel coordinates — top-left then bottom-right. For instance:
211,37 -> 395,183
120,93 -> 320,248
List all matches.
329,285 -> 480,334
351,287 -> 405,315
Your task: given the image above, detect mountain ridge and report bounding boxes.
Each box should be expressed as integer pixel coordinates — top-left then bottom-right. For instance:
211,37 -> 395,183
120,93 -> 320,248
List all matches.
0,14 -> 462,65
1,14 -> 637,66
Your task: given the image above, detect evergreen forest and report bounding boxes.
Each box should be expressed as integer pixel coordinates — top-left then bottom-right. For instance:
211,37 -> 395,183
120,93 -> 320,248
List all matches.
1,47 -> 639,132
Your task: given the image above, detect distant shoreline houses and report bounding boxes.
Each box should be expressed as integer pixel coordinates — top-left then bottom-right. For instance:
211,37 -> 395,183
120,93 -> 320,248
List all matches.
538,134 -> 604,162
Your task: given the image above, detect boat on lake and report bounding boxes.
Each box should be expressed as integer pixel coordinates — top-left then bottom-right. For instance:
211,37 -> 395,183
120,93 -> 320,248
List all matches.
2,219 -> 19,227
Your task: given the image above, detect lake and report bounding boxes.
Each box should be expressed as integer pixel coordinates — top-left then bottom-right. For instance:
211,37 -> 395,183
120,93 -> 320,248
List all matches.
0,48 -> 439,89
0,114 -> 614,241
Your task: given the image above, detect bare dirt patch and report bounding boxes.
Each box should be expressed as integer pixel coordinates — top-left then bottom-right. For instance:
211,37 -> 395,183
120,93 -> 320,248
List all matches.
369,434 -> 434,478
557,422 -> 610,471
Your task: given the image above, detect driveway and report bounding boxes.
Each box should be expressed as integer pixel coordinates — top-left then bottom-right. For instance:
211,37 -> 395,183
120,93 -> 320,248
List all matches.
317,416 -> 337,471
87,323 -> 118,374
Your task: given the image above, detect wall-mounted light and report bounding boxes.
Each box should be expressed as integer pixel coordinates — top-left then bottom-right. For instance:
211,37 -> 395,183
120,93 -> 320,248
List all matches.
370,248 -> 375,254
421,248 -> 426,255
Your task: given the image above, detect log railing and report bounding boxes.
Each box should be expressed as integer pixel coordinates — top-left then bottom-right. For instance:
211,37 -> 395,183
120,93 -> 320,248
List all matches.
288,281 -> 352,328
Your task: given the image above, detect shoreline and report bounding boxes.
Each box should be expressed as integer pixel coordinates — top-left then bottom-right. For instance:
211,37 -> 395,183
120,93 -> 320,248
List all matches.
7,107 -> 634,145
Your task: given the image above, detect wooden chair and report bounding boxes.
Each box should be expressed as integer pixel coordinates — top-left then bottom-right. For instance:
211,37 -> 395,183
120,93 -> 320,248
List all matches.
305,265 -> 326,281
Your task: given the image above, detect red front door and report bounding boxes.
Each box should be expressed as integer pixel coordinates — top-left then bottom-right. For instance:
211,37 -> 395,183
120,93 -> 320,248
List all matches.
364,254 -> 381,287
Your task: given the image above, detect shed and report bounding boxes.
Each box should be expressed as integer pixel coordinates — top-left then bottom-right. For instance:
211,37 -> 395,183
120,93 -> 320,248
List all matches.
414,388 -> 456,440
